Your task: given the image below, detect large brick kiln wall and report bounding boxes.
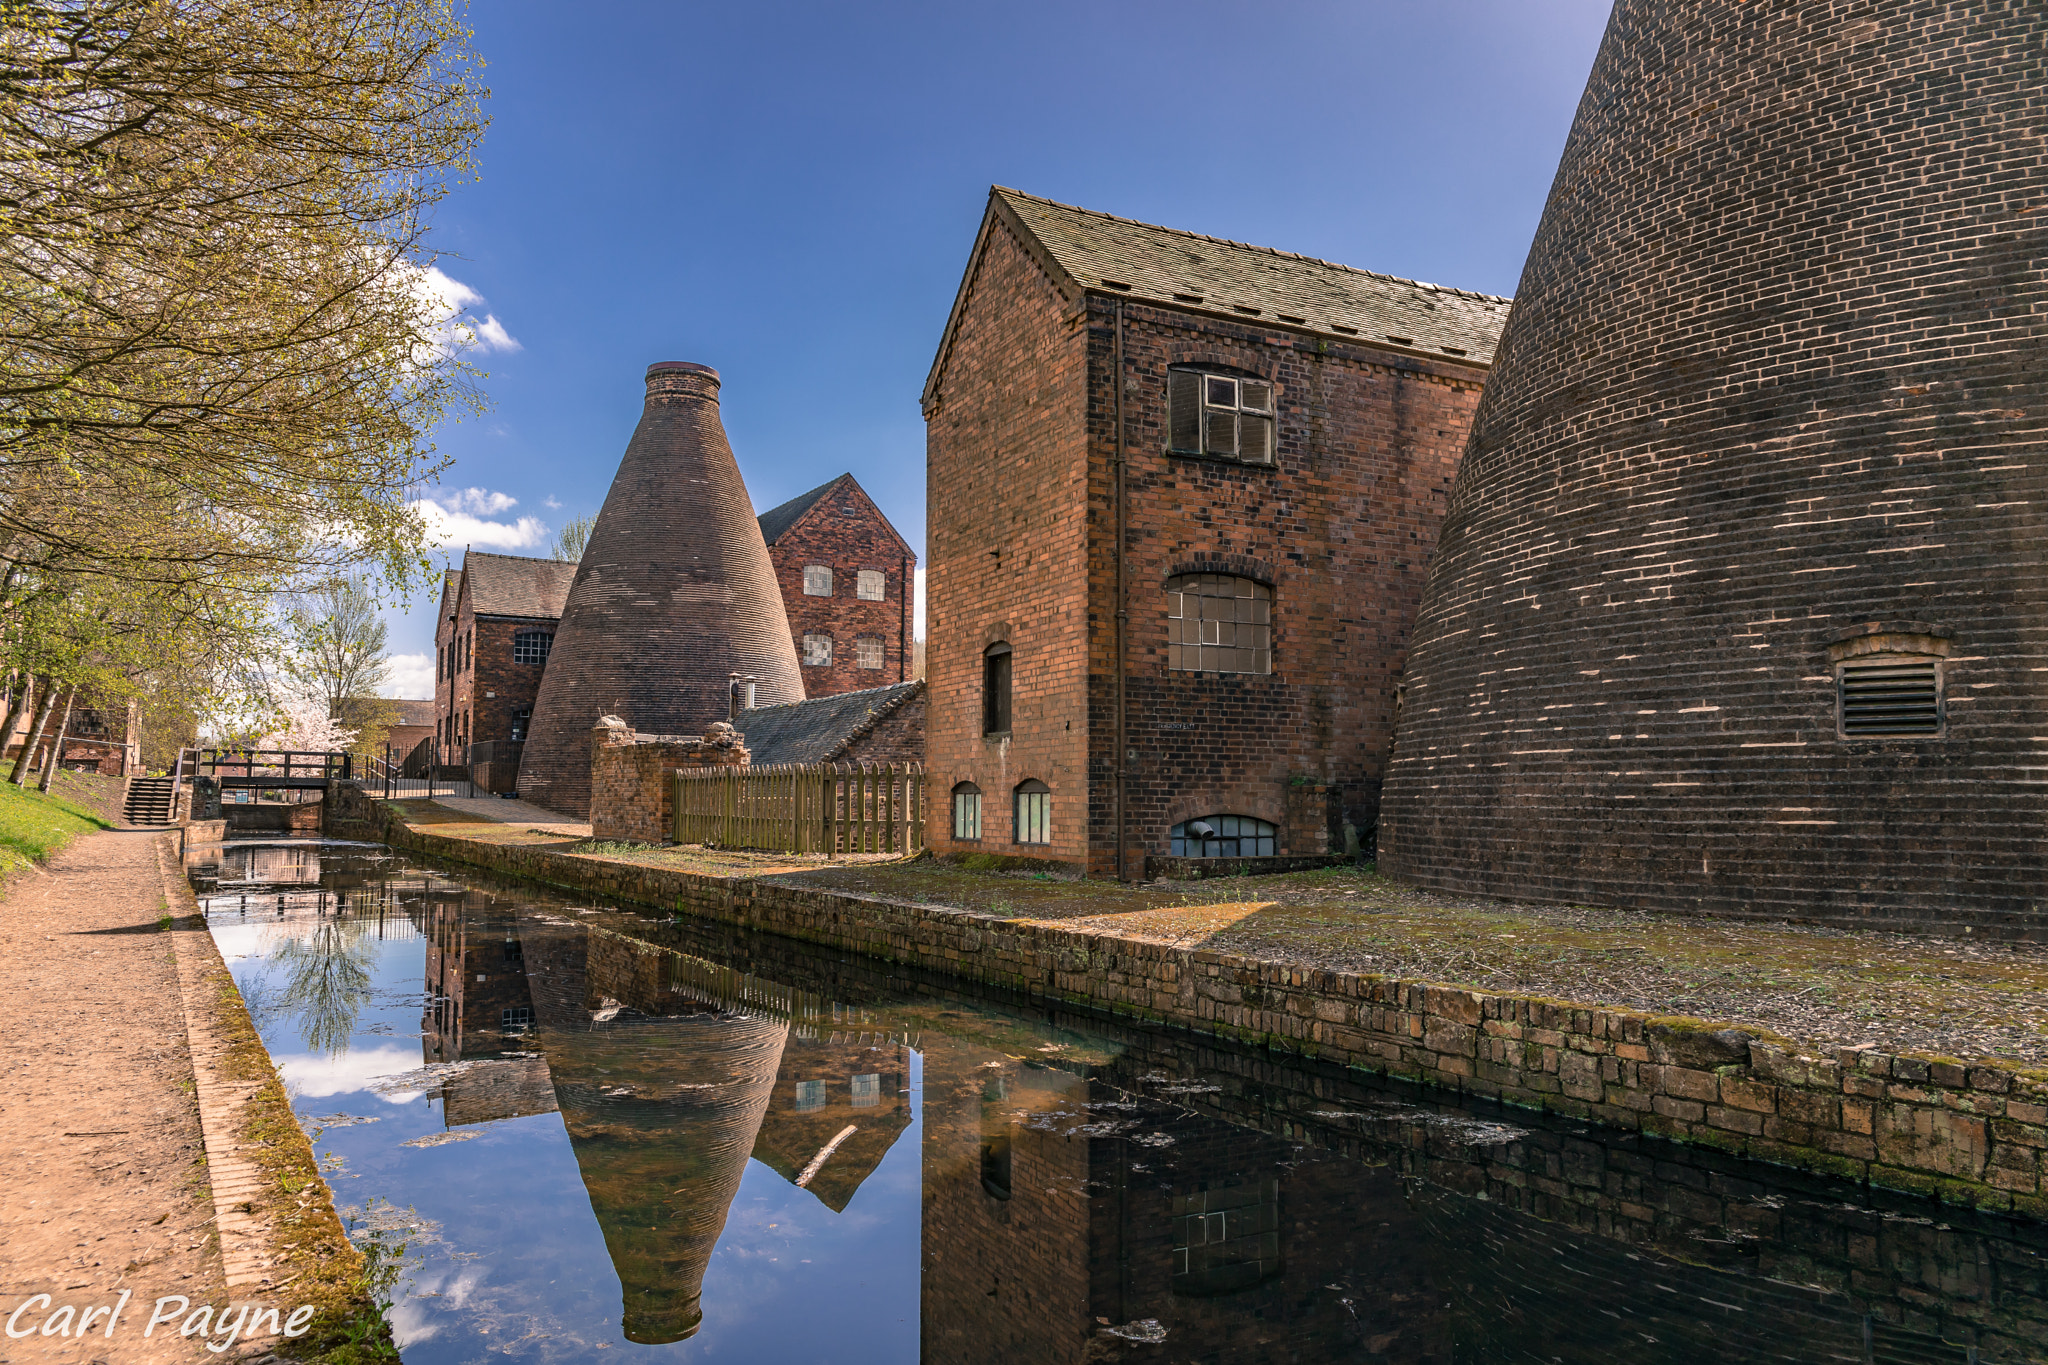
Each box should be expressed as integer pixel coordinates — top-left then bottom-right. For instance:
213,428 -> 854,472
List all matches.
519,364 -> 802,818
1379,0 -> 2048,931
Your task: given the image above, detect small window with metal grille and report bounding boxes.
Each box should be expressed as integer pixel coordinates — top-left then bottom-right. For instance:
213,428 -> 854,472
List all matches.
856,636 -> 884,670
1170,815 -> 1278,858
1168,575 -> 1272,674
1013,779 -> 1050,845
856,569 -> 885,601
952,782 -> 982,840
1169,368 -> 1275,464
1839,658 -> 1942,737
803,565 -> 833,596
802,633 -> 833,666
513,630 -> 552,666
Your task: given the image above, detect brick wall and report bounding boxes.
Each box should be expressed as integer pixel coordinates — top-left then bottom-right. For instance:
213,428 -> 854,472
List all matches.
765,478 -> 915,696
924,225 -> 1485,876
839,687 -> 925,766
1379,0 -> 2048,931
924,221 -> 1092,865
434,573 -> 556,771
587,717 -> 749,844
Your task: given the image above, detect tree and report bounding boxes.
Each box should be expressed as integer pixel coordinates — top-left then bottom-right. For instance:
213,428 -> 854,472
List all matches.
0,0 -> 489,609
282,580 -> 395,754
552,515 -> 593,563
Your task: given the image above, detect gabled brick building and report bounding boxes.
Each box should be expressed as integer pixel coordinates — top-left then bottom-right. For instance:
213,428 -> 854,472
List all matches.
433,552 -> 578,786
922,188 -> 1507,877
757,473 -> 916,696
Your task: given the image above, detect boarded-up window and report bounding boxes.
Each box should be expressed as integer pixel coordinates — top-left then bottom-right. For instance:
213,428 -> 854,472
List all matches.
856,636 -> 884,670
1168,368 -> 1274,464
1167,575 -> 1272,674
802,634 -> 833,666
857,569 -> 885,600
803,565 -> 833,596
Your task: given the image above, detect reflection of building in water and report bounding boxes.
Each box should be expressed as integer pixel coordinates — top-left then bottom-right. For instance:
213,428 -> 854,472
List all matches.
750,1014 -> 911,1213
224,842 -> 321,885
421,897 -> 555,1128
519,916 -> 790,1344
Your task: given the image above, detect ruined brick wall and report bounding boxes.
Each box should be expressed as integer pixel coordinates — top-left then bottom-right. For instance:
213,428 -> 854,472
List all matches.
588,718 -> 749,844
1080,301 -> 1485,876
924,223 -> 1091,864
765,479 -> 915,697
1379,0 -> 2048,931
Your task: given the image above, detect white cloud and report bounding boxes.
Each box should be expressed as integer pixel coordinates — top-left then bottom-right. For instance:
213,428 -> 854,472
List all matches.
542,495 -> 563,510
410,497 -> 548,552
430,487 -> 520,516
276,1045 -> 428,1102
385,652 -> 435,699
400,263 -> 522,358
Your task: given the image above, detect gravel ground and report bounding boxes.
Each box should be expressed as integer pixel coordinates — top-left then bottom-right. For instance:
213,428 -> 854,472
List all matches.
781,861 -> 2048,1068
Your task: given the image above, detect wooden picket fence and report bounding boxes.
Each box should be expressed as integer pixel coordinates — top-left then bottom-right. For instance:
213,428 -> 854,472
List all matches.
672,762 -> 926,856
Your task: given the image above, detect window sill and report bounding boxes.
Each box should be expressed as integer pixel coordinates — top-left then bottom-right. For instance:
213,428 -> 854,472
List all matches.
1165,447 -> 1276,472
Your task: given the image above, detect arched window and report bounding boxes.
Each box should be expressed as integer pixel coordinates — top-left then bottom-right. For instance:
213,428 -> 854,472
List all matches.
1167,575 -> 1271,674
951,782 -> 982,841
983,643 -> 1012,735
1013,779 -> 1050,845
1170,815 -> 1277,858
513,630 -> 553,666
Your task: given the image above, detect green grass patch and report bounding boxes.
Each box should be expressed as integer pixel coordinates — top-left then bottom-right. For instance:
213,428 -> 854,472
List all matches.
0,776 -> 111,875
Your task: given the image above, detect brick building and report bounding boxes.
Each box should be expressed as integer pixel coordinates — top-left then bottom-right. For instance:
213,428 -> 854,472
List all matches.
432,551 -> 578,789
518,363 -> 803,817
738,679 -> 925,767
1378,0 -> 2048,933
757,473 -> 916,695
922,188 -> 1506,876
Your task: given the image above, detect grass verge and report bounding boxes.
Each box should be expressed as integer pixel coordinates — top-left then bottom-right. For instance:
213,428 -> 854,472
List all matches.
0,774 -> 112,877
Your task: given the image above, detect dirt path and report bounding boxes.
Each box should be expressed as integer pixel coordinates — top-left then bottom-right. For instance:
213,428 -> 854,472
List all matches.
0,829 -> 223,1364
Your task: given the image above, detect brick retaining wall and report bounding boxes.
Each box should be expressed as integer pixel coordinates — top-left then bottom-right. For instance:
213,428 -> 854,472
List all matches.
335,786 -> 2047,1215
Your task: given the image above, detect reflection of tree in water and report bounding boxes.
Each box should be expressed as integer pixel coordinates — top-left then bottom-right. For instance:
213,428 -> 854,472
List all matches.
271,919 -> 378,1056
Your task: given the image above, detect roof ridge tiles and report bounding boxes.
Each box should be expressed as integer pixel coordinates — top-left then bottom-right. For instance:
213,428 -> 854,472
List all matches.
990,186 -> 1512,305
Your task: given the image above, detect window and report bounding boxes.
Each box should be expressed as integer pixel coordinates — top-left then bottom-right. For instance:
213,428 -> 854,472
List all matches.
803,633 -> 833,666
803,565 -> 833,596
856,636 -> 884,670
794,1080 -> 826,1112
513,630 -> 552,665
856,569 -> 885,601
1169,369 -> 1274,464
1172,1178 -> 1281,1295
850,1074 -> 880,1108
1840,659 -> 1942,736
1014,779 -> 1050,845
501,1007 -> 533,1033
1171,814 -> 1277,858
983,643 -> 1012,734
1168,574 -> 1272,673
952,782 -> 982,840
510,708 -> 531,742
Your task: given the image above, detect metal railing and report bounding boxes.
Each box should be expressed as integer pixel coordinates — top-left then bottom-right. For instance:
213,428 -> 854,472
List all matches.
180,748 -> 350,785
672,762 -> 925,856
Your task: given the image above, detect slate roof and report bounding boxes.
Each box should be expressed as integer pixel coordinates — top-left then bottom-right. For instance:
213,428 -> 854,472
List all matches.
926,187 -> 1512,406
460,551 -> 578,621
756,476 -> 841,547
738,680 -> 924,766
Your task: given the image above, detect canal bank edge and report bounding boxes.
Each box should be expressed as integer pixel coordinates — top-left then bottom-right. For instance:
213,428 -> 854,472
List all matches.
156,833 -> 394,1361
329,789 -> 2048,1216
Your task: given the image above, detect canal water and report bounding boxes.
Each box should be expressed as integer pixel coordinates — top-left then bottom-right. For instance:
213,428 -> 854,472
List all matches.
188,839 -> 2047,1365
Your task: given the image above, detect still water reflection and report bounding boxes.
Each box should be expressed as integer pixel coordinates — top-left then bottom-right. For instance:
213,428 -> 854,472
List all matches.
190,840 -> 2048,1364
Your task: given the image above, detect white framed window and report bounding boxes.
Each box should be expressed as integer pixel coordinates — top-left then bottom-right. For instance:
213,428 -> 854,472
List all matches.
1168,574 -> 1272,674
513,630 -> 552,665
856,636 -> 884,670
952,782 -> 982,840
794,1080 -> 826,1112
802,634 -> 833,666
1014,779 -> 1050,845
850,1074 -> 880,1108
803,565 -> 833,596
856,569 -> 885,601
1169,369 -> 1274,464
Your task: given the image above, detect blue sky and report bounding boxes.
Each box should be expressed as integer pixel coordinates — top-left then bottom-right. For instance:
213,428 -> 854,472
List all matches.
386,0 -> 1612,696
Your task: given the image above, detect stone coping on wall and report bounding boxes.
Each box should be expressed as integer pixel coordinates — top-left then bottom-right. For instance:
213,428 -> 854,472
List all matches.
336,788 -> 2048,1216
